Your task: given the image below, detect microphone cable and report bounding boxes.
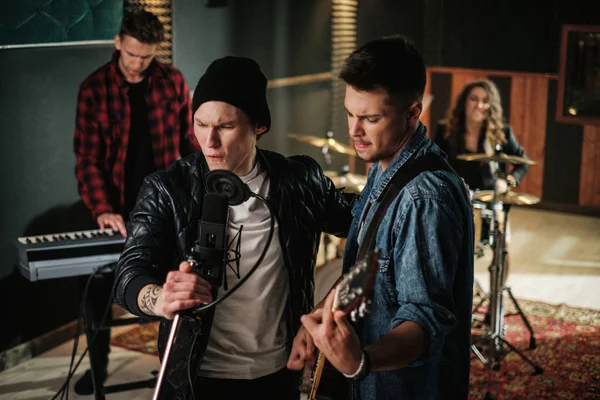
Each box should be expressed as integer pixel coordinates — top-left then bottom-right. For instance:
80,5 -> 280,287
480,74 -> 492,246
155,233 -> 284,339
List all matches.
51,265 -> 116,400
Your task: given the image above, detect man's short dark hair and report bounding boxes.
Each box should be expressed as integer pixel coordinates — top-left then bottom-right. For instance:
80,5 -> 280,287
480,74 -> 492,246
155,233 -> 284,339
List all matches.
339,35 -> 426,107
119,9 -> 164,44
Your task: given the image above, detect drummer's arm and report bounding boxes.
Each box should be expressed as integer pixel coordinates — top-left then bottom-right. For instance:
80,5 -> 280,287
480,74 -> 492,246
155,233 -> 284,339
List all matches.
504,126 -> 529,185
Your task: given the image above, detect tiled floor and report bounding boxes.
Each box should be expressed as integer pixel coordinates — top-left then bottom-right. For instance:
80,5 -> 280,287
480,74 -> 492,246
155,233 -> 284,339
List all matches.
0,206 -> 598,399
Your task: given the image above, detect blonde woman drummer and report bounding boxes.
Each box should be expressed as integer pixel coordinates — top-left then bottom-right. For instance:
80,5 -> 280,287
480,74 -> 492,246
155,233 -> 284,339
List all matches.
434,79 -> 531,283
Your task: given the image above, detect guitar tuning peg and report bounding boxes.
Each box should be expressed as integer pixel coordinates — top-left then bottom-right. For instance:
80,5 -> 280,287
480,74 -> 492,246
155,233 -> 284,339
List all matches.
350,309 -> 358,323
358,301 -> 369,318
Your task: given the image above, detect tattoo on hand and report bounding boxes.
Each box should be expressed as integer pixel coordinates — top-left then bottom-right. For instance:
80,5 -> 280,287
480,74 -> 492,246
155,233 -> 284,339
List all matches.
140,285 -> 161,316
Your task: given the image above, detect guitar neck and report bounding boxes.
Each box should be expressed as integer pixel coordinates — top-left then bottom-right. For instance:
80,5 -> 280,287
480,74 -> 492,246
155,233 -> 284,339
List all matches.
299,351 -> 326,400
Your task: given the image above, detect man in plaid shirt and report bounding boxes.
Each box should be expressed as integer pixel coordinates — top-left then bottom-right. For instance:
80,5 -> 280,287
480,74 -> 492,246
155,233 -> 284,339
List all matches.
73,9 -> 199,394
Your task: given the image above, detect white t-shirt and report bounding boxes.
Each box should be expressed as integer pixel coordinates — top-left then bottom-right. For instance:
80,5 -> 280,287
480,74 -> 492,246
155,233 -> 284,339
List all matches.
198,162 -> 290,379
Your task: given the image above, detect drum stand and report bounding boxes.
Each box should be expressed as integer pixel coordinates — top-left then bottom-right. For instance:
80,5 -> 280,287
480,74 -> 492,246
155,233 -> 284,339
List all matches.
320,131 -> 347,266
471,179 -> 543,395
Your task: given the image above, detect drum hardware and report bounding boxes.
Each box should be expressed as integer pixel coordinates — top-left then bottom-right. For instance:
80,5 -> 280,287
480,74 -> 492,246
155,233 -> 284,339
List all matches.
473,190 -> 540,206
316,233 -> 345,268
324,168 -> 367,194
471,200 -> 501,259
470,187 -> 543,399
457,151 -> 537,165
288,131 -> 363,268
288,132 -> 356,156
289,132 -> 366,193
463,151 -> 543,398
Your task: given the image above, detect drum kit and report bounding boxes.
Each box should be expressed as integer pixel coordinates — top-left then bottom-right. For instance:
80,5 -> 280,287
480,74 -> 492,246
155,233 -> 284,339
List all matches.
461,149 -> 544,385
289,131 -> 366,268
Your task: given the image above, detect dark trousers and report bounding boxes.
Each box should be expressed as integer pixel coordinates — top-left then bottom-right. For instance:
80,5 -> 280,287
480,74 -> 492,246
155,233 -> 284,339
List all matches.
79,270 -> 114,383
193,368 -> 298,400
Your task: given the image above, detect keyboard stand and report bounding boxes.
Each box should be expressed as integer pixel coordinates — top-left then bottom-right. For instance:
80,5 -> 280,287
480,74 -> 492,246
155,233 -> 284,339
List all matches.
83,299 -> 158,400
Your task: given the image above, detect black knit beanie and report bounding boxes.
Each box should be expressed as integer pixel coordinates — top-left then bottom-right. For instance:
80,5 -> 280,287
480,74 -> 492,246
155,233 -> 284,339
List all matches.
192,56 -> 271,132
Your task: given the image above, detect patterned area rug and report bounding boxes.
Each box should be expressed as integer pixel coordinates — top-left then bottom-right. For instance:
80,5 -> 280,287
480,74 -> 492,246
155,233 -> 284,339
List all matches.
111,298 -> 600,399
469,298 -> 600,399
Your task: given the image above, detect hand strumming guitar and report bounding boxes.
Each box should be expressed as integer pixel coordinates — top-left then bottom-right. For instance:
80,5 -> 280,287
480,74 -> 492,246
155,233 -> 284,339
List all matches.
287,324 -> 316,370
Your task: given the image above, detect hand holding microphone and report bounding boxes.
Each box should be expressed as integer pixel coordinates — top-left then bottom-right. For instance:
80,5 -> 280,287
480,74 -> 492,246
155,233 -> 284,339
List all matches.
151,193 -> 229,320
155,261 -> 213,320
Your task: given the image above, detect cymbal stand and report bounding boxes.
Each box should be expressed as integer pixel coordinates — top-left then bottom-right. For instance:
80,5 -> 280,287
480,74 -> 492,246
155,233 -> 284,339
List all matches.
472,173 -> 543,398
320,131 -> 334,263
321,131 -> 334,167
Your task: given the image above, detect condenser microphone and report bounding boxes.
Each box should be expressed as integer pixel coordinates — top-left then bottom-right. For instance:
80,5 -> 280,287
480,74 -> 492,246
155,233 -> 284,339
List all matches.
154,172 -> 270,400
188,192 -> 229,300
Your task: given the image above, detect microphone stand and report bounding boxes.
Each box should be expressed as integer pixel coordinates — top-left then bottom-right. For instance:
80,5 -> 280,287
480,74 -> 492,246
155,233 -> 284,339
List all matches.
152,258 -> 206,400
152,313 -> 183,400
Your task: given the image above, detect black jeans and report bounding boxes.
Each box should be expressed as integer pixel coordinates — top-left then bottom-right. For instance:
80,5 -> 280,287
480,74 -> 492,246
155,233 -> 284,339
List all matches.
193,368 -> 298,400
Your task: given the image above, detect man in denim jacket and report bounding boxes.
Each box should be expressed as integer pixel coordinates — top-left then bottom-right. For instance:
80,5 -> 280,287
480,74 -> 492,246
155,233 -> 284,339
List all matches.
299,36 -> 474,399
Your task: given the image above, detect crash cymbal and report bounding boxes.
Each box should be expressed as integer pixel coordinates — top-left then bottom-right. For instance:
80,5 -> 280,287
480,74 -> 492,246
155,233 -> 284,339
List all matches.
473,190 -> 540,206
288,133 -> 356,156
456,152 -> 537,165
324,170 -> 367,193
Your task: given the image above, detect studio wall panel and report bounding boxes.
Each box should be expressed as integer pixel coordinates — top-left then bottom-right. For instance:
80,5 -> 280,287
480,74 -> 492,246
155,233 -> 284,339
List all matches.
427,71 -> 452,139
509,75 -> 548,199
450,72 -> 487,110
542,80 -> 583,205
580,125 -> 600,207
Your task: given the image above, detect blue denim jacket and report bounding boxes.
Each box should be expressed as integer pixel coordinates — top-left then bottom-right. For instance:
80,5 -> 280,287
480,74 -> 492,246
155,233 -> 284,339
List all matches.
342,124 -> 474,400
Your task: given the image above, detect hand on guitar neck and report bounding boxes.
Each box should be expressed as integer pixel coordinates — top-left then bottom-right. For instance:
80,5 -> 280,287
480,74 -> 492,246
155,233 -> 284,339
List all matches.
290,252 -> 379,400
301,289 -> 363,375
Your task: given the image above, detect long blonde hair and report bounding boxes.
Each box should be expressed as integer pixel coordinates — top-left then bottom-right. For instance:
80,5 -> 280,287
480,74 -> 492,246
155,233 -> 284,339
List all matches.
443,80 -> 507,154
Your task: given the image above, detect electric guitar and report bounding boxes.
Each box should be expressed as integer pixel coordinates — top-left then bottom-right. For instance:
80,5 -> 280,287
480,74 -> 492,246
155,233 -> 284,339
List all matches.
299,251 -> 379,400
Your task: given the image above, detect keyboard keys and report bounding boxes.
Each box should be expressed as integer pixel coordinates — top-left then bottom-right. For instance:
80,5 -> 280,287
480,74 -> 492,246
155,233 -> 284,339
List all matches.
17,228 -> 124,246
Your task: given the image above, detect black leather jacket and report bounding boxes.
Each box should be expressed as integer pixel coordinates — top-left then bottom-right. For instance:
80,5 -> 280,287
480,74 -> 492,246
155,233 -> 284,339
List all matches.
113,148 -> 354,397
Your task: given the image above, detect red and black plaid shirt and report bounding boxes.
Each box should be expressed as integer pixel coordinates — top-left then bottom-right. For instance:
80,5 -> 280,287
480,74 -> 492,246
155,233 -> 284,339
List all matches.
74,51 -> 200,219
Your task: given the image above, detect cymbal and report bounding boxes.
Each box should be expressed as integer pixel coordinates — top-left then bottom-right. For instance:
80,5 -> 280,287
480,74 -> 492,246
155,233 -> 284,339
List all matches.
457,152 -> 537,165
324,170 -> 367,193
288,133 -> 356,156
473,190 -> 541,206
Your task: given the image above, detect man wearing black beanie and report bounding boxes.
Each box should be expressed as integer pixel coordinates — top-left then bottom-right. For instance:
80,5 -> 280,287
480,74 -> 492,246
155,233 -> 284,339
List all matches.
114,56 -> 354,399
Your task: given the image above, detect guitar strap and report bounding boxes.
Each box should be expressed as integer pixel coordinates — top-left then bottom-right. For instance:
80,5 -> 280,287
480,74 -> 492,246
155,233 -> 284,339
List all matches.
356,153 -> 456,261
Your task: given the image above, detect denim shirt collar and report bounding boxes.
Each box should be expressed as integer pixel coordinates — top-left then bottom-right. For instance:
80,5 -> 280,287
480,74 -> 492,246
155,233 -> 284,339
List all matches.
368,123 -> 429,201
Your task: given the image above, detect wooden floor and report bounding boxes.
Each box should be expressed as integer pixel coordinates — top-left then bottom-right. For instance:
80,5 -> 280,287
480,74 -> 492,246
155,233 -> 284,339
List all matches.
315,206 -> 600,308
0,206 -> 598,399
